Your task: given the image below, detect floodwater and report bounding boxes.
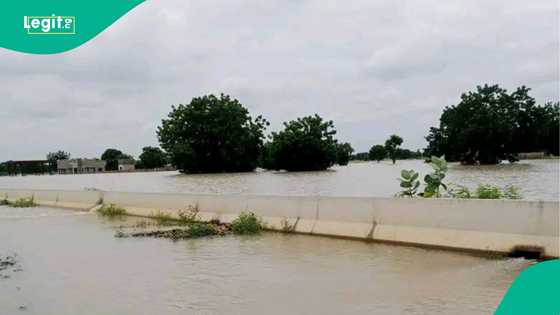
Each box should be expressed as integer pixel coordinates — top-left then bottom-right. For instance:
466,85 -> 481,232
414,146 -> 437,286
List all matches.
0,159 -> 558,200
0,206 -> 529,315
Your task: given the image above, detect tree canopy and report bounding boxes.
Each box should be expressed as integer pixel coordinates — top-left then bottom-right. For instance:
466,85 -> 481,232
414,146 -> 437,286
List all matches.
101,148 -> 133,171
336,142 -> 354,166
368,145 -> 386,162
262,114 -> 338,171
157,94 -> 268,173
46,150 -> 70,172
137,146 -> 167,169
385,134 -> 403,164
425,84 -> 559,164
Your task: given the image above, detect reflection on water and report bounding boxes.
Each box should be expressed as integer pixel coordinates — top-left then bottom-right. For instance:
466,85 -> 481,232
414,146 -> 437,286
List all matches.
0,207 -> 529,315
0,159 -> 557,200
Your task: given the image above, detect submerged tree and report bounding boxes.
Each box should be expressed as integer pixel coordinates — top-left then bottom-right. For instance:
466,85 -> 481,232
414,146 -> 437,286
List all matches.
425,84 -> 559,164
336,142 -> 354,166
157,94 -> 268,173
368,145 -> 386,162
46,150 -> 70,172
101,148 -> 133,171
385,135 -> 403,164
264,114 -> 338,171
137,146 -> 168,169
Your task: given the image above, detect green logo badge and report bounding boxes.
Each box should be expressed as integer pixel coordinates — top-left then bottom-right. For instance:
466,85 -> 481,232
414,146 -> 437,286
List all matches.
24,15 -> 76,35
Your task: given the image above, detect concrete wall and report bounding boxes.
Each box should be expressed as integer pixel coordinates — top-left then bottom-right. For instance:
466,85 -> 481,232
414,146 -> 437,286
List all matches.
1,188 -> 558,257
0,188 -> 101,210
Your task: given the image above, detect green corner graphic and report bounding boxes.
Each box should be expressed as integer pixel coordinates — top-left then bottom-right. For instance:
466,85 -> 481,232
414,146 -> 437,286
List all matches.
495,259 -> 560,315
0,0 -> 145,54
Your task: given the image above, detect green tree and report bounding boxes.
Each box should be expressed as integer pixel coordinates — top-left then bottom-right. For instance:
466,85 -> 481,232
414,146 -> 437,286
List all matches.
264,114 -> 338,171
351,152 -> 369,161
385,135 -> 403,164
101,148 -> 133,171
46,150 -> 70,172
157,94 -> 268,173
368,145 -> 386,162
138,146 -> 167,169
426,84 -> 559,164
336,142 -> 354,166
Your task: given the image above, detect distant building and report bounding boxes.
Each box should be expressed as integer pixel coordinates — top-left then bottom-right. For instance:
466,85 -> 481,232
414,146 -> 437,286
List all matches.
57,159 -> 106,174
117,159 -> 136,172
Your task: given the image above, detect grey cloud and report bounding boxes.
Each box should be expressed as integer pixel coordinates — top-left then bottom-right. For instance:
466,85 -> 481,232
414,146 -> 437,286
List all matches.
0,0 -> 558,161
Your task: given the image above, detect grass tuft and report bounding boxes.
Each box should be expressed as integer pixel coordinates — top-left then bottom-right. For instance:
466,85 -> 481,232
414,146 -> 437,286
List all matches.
188,223 -> 218,238
97,204 -> 127,217
231,212 -> 264,235
152,211 -> 174,225
9,197 -> 37,208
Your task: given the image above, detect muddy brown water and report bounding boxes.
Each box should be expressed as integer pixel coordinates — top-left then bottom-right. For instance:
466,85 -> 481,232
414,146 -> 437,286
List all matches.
0,206 -> 530,315
0,159 -> 558,201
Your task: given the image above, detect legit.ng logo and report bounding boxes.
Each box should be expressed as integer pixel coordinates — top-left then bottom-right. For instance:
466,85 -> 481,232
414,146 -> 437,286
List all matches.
23,14 -> 76,35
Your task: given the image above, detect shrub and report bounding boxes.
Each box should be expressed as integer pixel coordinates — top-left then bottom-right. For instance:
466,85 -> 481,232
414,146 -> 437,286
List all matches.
397,169 -> 420,197
0,198 -> 10,206
97,204 -> 127,217
423,156 -> 448,198
447,184 -> 472,199
231,212 -> 263,235
10,197 -> 37,208
475,185 -> 502,199
475,184 -> 522,199
188,223 -> 218,238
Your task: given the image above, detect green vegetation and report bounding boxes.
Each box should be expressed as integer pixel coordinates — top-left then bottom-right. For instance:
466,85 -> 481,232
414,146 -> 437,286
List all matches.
422,156 -> 448,198
137,146 -> 167,169
5,197 -> 37,208
365,136 -> 421,163
397,156 -> 523,200
101,148 -> 133,171
146,206 -> 201,226
397,170 -> 420,197
0,160 -> 50,176
368,145 -> 386,162
425,84 -> 559,164
475,185 -> 502,199
262,115 -> 338,171
336,142 -> 354,166
158,94 -> 268,174
152,211 -> 174,225
97,204 -> 127,217
231,212 -> 264,235
476,185 -> 522,200
46,150 -> 70,173
177,206 -> 199,225
448,184 -> 472,199
385,135 -> 403,164
0,198 -> 9,206
188,223 -> 219,238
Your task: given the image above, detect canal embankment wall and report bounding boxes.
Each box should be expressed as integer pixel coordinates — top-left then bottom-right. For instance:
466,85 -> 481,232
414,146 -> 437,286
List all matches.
1,188 -> 558,258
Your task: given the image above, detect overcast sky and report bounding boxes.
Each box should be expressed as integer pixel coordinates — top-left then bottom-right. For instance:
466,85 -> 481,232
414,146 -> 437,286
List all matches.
0,0 -> 558,161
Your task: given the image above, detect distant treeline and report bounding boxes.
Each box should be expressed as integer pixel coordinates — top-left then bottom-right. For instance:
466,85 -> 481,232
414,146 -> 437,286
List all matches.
2,84 -> 557,176
424,84 -> 559,164
351,148 -> 423,162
